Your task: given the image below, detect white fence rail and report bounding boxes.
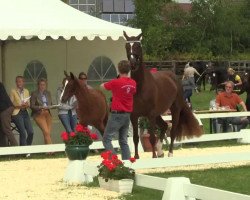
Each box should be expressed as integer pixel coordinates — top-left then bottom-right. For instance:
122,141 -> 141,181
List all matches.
1,111 -> 250,156
135,174 -> 250,200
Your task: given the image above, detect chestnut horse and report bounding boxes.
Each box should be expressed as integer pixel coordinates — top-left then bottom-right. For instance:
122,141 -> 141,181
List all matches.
124,31 -> 203,158
61,72 -> 108,134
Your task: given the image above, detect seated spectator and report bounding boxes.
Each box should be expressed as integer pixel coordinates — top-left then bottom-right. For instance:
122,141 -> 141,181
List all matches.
30,78 -> 53,144
10,76 -> 34,146
0,81 -> 18,147
216,81 -> 249,132
56,78 -> 78,133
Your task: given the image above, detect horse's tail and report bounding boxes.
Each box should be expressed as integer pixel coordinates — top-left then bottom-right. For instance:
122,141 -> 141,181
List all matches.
176,103 -> 203,141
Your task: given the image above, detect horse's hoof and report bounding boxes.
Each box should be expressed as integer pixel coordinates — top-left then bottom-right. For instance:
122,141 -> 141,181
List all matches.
168,152 -> 173,157
134,154 -> 140,159
153,155 -> 157,158
157,153 -> 164,158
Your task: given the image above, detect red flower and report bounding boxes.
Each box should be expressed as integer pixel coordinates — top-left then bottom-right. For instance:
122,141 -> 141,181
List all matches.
113,159 -> 123,166
83,126 -> 91,134
107,163 -> 116,171
102,159 -> 110,165
101,150 -> 112,160
90,133 -> 98,140
61,132 -> 68,141
129,157 -> 136,163
69,132 -> 76,137
111,154 -> 118,160
75,124 -> 85,132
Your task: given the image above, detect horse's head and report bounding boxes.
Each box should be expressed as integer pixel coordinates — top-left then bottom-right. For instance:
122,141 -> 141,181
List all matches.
123,31 -> 142,70
61,72 -> 77,103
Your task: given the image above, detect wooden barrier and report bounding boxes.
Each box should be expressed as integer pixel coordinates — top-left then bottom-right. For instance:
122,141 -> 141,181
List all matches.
135,174 -> 250,200
0,137 -> 141,156
1,111 -> 250,156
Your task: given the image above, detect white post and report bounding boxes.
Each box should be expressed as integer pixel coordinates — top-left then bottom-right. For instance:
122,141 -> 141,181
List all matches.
237,130 -> 250,144
162,177 -> 195,200
64,160 -> 94,185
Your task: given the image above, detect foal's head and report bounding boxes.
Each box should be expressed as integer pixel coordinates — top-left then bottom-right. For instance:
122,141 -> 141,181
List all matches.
123,31 -> 142,70
61,71 -> 78,103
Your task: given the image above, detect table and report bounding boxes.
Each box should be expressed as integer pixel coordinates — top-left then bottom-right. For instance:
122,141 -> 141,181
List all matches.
162,111 -> 250,134
194,110 -> 237,133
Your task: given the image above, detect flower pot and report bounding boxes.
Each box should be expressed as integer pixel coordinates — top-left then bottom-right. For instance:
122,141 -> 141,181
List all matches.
65,144 -> 90,160
140,132 -> 158,152
98,177 -> 134,194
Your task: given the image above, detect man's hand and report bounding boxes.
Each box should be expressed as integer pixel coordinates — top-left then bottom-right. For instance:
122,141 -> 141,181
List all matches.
21,102 -> 29,109
100,83 -> 105,90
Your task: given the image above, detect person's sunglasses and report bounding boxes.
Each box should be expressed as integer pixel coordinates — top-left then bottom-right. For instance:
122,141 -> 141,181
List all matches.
79,77 -> 87,80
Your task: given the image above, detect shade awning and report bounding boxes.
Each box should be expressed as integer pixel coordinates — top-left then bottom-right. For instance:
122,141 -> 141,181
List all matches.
0,0 -> 141,41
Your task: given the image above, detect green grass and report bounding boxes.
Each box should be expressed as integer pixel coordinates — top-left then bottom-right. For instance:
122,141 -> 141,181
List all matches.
121,165 -> 250,200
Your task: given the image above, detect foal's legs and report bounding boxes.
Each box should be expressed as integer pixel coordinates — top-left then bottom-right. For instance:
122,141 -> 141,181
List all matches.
155,116 -> 168,157
147,117 -> 158,158
130,114 -> 140,159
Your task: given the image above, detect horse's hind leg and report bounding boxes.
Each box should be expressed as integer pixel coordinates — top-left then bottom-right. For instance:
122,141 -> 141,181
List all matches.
155,116 -> 168,157
169,104 -> 181,157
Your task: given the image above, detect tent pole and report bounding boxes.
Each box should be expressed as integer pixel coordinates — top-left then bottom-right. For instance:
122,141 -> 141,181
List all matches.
0,41 -> 6,83
65,40 -> 68,71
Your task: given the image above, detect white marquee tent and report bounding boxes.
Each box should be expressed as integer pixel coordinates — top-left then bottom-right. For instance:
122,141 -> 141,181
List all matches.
0,0 -> 141,41
0,0 -> 141,87
0,0 -> 141,145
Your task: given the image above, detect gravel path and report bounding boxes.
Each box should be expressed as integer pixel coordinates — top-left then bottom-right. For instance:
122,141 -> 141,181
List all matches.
0,145 -> 249,200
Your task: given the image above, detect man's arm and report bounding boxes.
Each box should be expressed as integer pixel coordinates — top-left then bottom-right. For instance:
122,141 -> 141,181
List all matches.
194,69 -> 201,76
100,83 -> 105,90
239,101 -> 247,112
235,75 -> 242,87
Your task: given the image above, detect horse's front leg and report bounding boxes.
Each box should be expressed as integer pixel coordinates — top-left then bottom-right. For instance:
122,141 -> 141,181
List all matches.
131,114 -> 140,159
148,118 -> 157,158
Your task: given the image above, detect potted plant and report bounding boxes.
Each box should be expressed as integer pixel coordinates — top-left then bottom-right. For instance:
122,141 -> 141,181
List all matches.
61,124 -> 98,160
97,150 -> 136,194
138,117 -> 161,152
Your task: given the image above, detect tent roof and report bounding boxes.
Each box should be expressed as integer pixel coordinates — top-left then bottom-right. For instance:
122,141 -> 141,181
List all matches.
0,0 -> 141,41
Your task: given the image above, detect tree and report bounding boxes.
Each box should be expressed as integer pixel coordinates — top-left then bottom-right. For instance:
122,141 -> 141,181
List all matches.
128,0 -> 172,59
129,0 -> 250,59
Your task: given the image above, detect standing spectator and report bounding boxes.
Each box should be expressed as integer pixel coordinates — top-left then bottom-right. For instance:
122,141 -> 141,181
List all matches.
56,78 -> 78,133
0,82 -> 18,147
10,76 -> 34,146
183,62 -> 201,89
216,81 -> 249,132
100,60 -> 136,160
30,78 -> 53,144
78,72 -> 92,89
226,67 -> 242,90
182,74 -> 195,106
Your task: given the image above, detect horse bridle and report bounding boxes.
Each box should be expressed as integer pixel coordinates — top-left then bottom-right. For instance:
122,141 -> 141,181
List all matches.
60,79 -> 69,101
126,40 -> 141,60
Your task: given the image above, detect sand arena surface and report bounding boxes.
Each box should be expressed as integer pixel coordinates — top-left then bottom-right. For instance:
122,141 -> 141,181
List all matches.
0,145 -> 250,200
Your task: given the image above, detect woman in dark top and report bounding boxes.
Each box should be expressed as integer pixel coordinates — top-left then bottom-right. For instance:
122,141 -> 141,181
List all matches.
0,82 -> 18,146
